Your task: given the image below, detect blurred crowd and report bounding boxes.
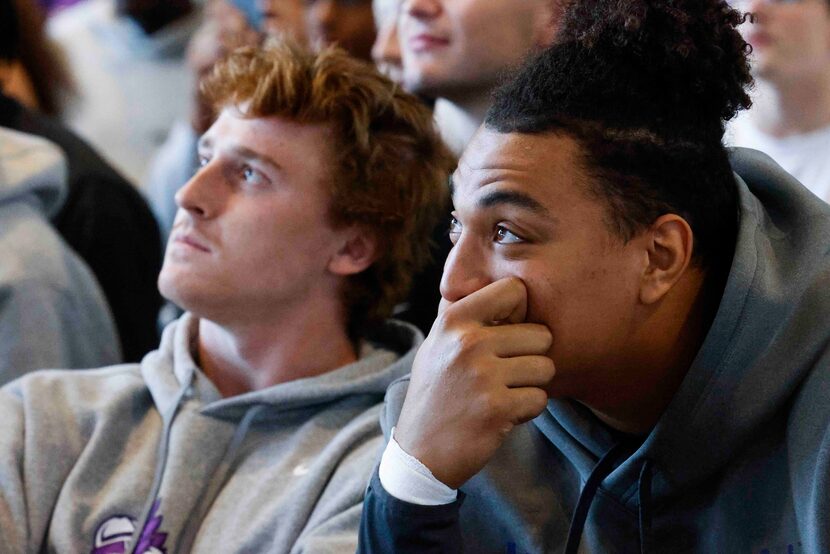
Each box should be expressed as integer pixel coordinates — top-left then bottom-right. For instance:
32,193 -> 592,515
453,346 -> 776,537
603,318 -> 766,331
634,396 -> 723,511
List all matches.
0,0 -> 828,551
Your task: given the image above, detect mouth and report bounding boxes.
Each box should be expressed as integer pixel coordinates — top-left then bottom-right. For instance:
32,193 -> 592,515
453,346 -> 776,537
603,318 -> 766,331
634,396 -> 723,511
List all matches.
171,232 -> 211,253
408,33 -> 450,53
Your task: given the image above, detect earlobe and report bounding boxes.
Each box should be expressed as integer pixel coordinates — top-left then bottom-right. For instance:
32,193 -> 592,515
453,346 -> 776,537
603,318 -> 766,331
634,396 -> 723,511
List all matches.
327,229 -> 378,277
639,215 -> 694,305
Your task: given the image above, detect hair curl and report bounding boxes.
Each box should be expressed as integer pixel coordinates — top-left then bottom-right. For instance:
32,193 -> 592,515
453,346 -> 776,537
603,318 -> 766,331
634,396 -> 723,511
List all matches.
487,0 -> 754,275
202,40 -> 454,339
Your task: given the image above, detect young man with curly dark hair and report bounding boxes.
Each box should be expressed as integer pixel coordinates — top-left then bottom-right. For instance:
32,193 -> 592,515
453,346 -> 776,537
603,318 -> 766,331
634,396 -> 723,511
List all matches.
0,41 -> 453,553
358,1 -> 830,552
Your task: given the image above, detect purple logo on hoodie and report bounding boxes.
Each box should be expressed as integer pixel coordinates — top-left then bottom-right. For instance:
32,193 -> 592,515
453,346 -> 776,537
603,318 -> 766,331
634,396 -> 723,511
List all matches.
90,499 -> 168,554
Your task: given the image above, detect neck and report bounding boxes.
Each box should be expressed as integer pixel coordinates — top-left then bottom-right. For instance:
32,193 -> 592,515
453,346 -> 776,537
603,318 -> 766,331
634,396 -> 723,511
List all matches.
588,268 -> 717,435
195,305 -> 357,398
751,74 -> 830,137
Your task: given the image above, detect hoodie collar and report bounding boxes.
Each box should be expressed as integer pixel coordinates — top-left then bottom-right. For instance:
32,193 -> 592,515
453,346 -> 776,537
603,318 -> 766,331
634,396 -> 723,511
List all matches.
141,313 -> 422,421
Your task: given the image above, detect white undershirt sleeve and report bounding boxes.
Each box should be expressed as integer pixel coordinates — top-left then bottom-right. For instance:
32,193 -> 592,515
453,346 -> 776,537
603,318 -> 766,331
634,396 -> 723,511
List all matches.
378,427 -> 459,506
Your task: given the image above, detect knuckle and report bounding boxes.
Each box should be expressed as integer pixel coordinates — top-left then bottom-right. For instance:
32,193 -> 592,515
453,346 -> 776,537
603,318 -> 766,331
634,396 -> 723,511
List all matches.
456,328 -> 485,355
527,388 -> 548,414
539,357 -> 556,379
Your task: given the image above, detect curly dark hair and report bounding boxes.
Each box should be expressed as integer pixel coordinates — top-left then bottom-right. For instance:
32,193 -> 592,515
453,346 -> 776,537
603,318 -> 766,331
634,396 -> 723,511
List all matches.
487,0 -> 754,276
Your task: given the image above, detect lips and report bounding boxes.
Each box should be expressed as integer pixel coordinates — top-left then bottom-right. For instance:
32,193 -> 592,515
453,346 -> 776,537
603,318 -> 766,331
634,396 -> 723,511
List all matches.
171,231 -> 211,253
408,33 -> 450,53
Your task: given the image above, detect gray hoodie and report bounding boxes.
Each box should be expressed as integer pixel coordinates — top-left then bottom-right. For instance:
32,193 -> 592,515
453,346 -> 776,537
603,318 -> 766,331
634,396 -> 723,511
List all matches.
0,128 -> 121,380
0,312 -> 420,553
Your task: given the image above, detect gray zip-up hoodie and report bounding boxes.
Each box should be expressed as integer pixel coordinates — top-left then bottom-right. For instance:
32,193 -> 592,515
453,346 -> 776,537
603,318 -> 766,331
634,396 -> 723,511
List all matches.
0,312 -> 420,553
0,128 -> 121,380
358,148 -> 830,553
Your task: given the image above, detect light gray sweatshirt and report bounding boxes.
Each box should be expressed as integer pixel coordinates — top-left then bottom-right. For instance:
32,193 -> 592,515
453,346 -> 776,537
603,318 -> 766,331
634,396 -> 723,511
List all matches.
0,312 -> 420,553
0,127 -> 121,380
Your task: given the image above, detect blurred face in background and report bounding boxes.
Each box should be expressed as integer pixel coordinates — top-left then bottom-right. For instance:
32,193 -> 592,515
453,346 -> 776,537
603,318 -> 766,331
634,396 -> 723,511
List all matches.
372,0 -> 404,84
398,0 -> 557,101
737,0 -> 830,82
305,0 -> 376,61
257,0 -> 307,41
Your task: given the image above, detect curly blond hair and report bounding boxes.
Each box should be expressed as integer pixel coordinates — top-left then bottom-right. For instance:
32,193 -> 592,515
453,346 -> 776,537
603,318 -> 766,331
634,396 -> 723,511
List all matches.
202,39 -> 454,338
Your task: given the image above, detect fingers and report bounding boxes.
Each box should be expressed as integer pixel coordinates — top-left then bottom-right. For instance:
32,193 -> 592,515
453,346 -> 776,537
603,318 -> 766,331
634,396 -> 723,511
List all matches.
483,323 -> 553,358
499,355 -> 556,389
448,277 -> 527,325
507,387 -> 550,425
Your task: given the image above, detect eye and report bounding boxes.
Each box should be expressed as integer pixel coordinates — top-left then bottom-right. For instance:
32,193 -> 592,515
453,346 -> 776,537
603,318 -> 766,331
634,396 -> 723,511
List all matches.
239,164 -> 269,187
494,225 -> 523,245
448,216 -> 463,243
198,154 -> 210,168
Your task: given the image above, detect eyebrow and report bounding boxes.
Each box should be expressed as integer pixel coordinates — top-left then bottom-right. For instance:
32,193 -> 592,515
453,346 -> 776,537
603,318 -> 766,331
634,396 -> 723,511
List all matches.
477,189 -> 551,216
197,136 -> 283,173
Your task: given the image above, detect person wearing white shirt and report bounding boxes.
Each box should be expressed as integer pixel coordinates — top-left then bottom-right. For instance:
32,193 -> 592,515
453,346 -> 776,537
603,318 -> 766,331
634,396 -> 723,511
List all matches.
727,0 -> 830,202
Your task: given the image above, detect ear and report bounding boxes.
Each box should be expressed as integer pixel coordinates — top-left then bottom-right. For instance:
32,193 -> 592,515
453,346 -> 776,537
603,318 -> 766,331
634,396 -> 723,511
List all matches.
327,228 -> 378,277
639,214 -> 695,305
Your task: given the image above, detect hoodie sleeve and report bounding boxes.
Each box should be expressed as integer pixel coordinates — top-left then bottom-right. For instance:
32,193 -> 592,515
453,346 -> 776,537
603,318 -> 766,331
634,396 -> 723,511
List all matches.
0,384 -> 33,553
357,469 -> 464,553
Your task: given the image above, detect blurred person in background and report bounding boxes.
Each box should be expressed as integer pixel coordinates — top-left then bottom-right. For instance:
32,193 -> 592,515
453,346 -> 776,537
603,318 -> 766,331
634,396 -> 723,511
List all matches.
145,0 -> 261,243
48,0 -> 201,186
727,0 -> 830,202
0,0 -> 73,117
1,0 -> 164,362
372,0 -> 403,84
0,128 -> 121,379
305,0 -> 376,61
400,0 -> 561,154
258,0 -> 307,41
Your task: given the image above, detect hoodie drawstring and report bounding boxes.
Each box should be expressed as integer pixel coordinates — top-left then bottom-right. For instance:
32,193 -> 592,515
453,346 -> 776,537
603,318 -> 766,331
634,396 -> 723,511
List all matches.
564,441 -> 630,554
129,374 -> 194,554
564,442 -> 654,554
174,403 -> 268,553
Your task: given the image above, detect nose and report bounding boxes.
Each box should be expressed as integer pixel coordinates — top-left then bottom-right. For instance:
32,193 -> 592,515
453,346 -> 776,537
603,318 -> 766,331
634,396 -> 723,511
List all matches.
402,0 -> 441,20
308,0 -> 336,38
439,236 -> 493,304
372,18 -> 402,69
174,163 -> 222,220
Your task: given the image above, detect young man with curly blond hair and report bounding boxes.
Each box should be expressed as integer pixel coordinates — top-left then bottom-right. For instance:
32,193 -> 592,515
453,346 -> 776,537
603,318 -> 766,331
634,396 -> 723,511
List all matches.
0,40 -> 453,553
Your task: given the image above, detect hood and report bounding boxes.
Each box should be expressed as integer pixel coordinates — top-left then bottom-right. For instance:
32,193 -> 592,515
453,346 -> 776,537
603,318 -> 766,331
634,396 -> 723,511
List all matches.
574,147 -> 830,505
141,313 -> 423,420
0,127 -> 67,217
